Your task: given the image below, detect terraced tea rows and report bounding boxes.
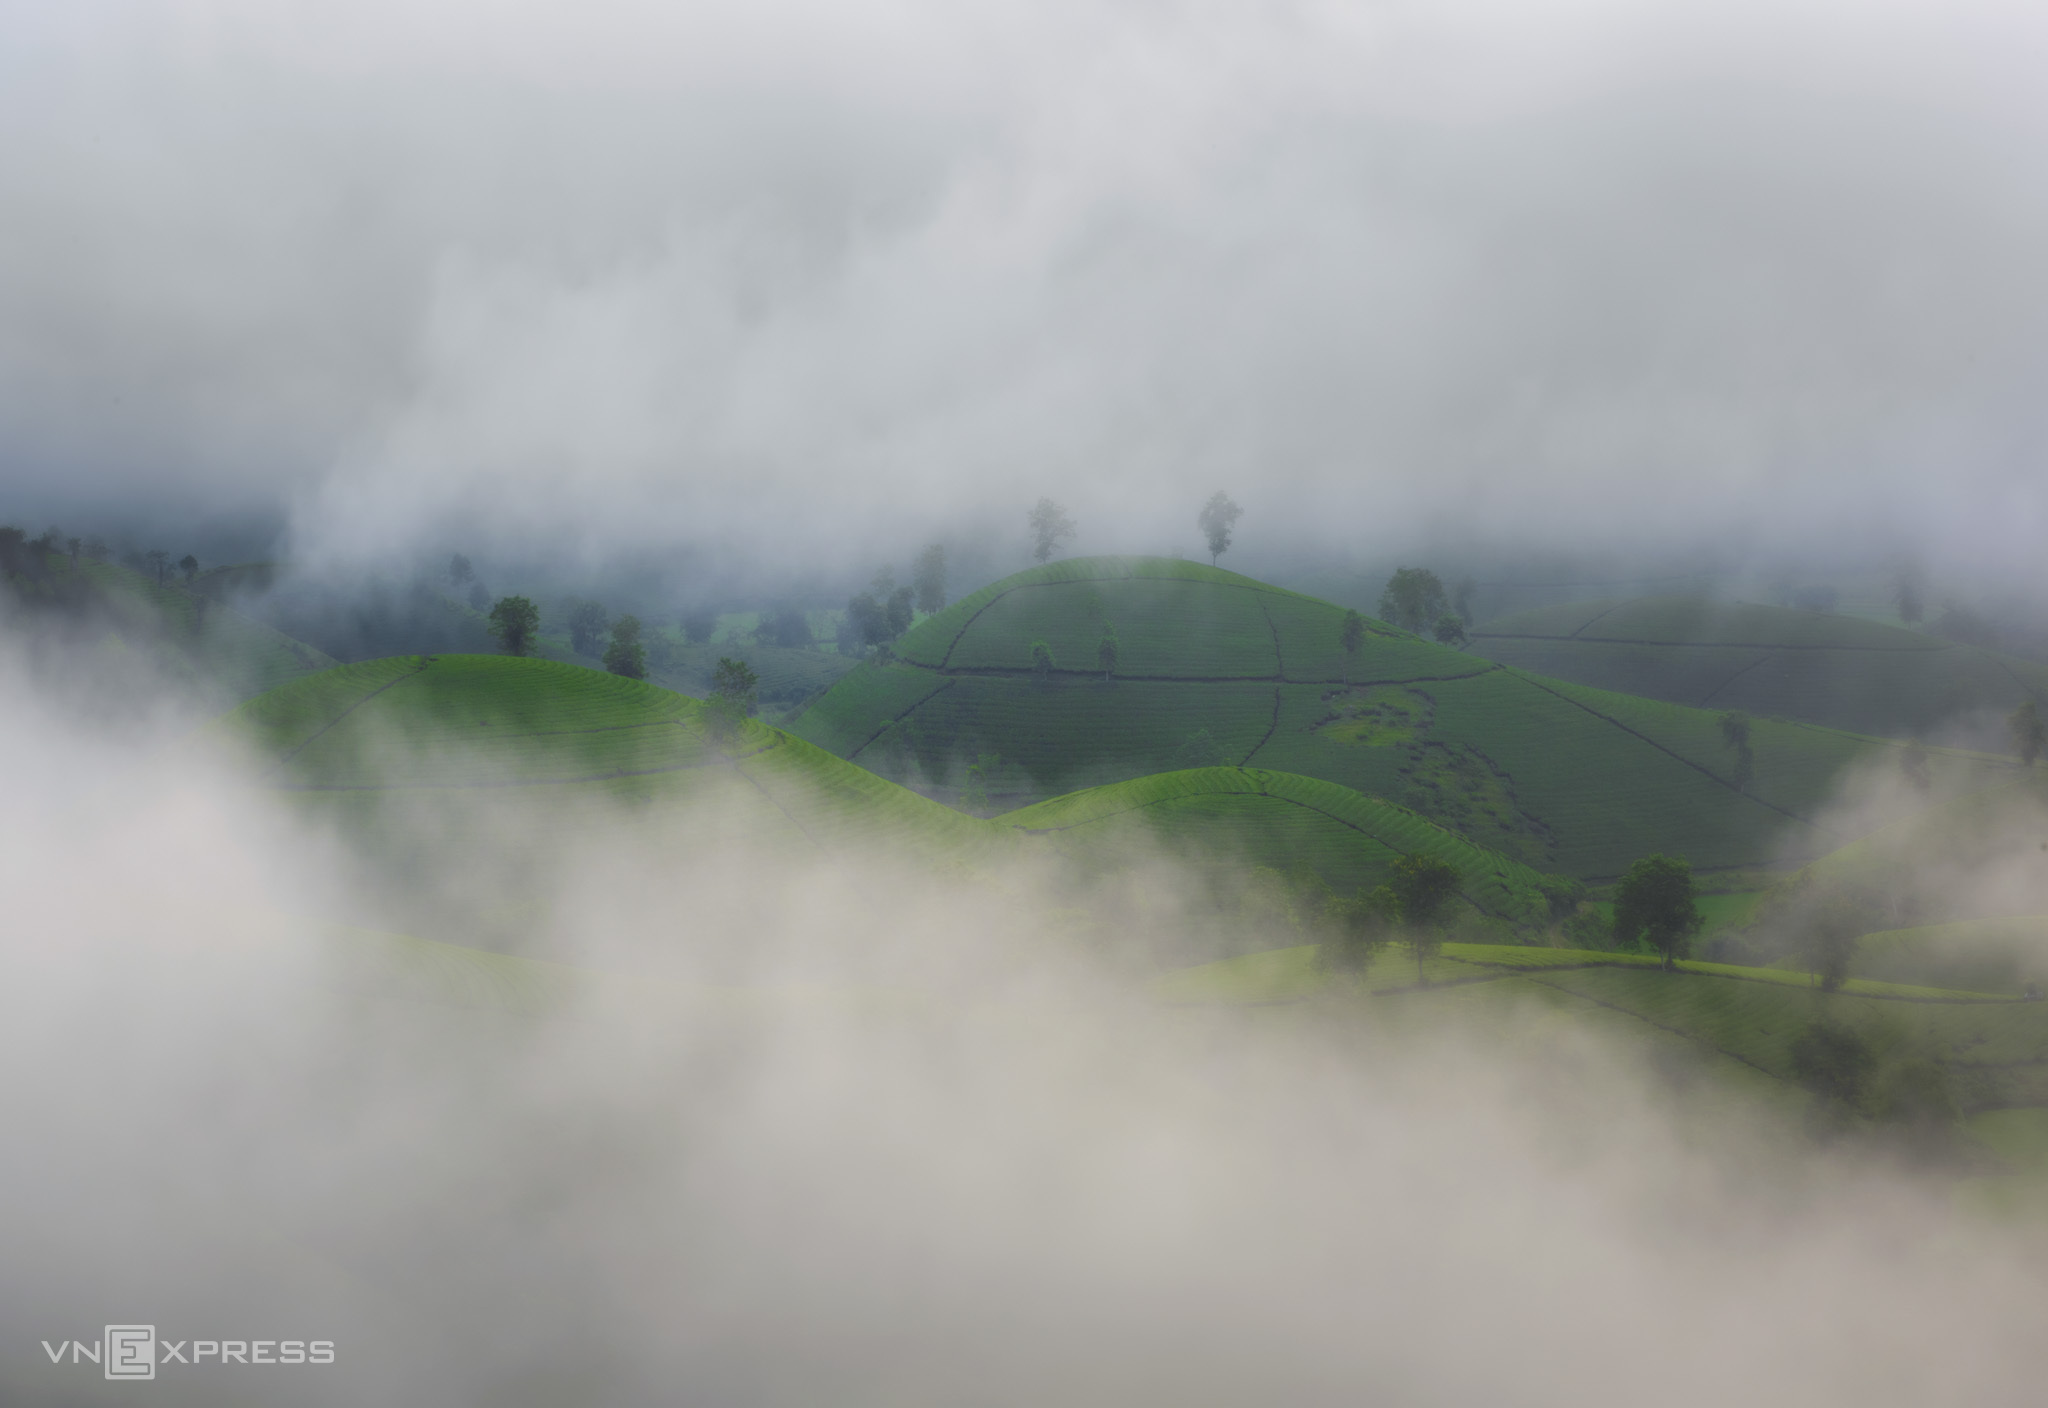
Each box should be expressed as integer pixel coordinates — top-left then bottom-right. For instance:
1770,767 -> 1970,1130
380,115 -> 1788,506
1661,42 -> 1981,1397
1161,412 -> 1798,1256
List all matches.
792,558 -> 2015,878
1469,595 -> 2048,738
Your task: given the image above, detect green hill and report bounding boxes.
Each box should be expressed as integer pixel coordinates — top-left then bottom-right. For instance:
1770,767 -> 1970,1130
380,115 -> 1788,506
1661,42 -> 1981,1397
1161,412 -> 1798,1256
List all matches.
789,558 -> 2016,879
1468,595 -> 2048,740
1162,941 -> 2048,1118
0,549 -> 336,703
1002,768 -> 1555,927
213,654 -> 1010,944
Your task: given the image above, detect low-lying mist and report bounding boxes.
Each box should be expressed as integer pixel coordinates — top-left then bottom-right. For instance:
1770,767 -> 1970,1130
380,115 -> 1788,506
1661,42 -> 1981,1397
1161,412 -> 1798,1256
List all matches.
4,646 -> 2047,1406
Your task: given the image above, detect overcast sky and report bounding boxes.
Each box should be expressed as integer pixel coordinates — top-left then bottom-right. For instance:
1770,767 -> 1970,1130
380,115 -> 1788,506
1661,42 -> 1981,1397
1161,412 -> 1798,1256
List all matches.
3,0 -> 2046,579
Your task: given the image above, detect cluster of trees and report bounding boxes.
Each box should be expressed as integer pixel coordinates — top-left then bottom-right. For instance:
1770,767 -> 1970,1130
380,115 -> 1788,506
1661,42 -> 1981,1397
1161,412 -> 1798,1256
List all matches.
445,554 -> 492,611
1322,853 -> 1463,984
1023,492 -> 1245,569
1375,567 -> 1471,646
843,546 -> 946,656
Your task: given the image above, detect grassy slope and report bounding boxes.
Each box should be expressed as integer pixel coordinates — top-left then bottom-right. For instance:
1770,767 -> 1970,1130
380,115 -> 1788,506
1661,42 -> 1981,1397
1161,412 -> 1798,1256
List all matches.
61,558 -> 335,702
1002,768 -> 1554,924
790,558 -> 2014,879
214,654 -> 1005,866
1469,595 -> 2048,739
1160,942 -> 2048,1114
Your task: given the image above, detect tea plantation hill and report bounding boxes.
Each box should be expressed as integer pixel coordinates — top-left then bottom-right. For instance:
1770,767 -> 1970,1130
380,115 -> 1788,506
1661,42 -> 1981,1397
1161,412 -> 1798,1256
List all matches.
3,552 -> 335,704
786,557 -> 2018,880
1468,595 -> 2048,741
214,655 -> 1575,943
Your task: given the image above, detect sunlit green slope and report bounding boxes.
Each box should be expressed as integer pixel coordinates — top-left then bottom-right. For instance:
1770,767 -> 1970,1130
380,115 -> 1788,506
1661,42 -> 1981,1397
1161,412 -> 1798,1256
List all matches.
789,558 -> 2017,878
1002,768 -> 1555,925
1468,595 -> 2048,740
215,654 -> 1007,873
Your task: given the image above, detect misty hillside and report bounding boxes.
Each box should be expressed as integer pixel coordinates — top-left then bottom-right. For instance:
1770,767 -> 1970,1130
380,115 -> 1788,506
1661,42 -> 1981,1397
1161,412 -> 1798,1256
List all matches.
1469,595 -> 2048,741
792,557 -> 2018,879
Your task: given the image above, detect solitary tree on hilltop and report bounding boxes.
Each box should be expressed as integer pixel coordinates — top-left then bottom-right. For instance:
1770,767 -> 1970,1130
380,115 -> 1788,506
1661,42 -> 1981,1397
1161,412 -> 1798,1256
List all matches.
1378,568 -> 1448,634
1197,492 -> 1242,567
603,615 -> 647,679
1388,853 -> 1460,985
178,554 -> 199,582
1431,613 -> 1466,648
1612,854 -> 1702,970
2011,700 -> 2045,767
1028,499 -> 1077,564
488,595 -> 540,657
913,544 -> 947,615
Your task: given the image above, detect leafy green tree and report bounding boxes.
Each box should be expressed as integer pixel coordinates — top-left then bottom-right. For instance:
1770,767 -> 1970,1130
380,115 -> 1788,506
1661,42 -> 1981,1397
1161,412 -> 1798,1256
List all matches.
178,553 -> 198,581
681,607 -> 718,645
1028,498 -> 1077,564
1804,888 -> 1866,993
1324,883 -> 1398,975
567,600 -> 609,657
1097,621 -> 1118,681
1431,613 -> 1466,648
707,656 -> 760,739
1611,854 -> 1702,969
913,544 -> 947,615
1377,567 -> 1447,633
1197,491 -> 1242,566
1340,609 -> 1366,661
2010,700 -> 2045,767
1389,853 -> 1460,984
753,603 -> 814,649
603,615 -> 647,679
885,585 -> 915,640
488,595 -> 540,656
0,525 -> 25,577
447,553 -> 474,587
1030,639 -> 1055,683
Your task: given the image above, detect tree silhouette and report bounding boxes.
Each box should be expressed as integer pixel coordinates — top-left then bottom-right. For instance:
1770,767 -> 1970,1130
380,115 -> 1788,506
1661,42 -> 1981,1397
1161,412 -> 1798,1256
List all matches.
488,596 -> 540,656
1612,854 -> 1703,970
1388,853 -> 1460,984
603,615 -> 647,679
1197,491 -> 1242,566
1028,499 -> 1077,564
1377,568 -> 1447,633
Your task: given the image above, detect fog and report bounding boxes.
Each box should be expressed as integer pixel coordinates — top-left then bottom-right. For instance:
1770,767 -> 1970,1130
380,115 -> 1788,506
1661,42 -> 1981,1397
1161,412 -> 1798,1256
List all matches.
11,3 -> 2048,1400
0,641 -> 2045,1405
5,0 -> 2048,583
